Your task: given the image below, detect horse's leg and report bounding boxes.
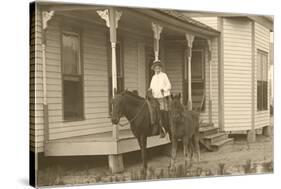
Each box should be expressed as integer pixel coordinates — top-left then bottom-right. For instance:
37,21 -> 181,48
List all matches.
183,137 -> 191,168
193,134 -> 201,163
169,137 -> 177,169
138,135 -> 147,177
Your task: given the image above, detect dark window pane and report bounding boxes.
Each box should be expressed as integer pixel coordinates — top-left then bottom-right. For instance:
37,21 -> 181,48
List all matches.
191,51 -> 204,80
263,81 -> 268,110
63,78 -> 83,120
257,80 -> 263,111
257,50 -> 268,111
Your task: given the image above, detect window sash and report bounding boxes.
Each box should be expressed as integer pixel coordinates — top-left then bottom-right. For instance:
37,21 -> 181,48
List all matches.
62,33 -> 81,75
257,50 -> 268,111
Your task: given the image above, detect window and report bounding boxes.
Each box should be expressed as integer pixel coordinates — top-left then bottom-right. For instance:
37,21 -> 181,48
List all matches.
62,32 -> 84,121
108,41 -> 124,113
257,50 -> 268,111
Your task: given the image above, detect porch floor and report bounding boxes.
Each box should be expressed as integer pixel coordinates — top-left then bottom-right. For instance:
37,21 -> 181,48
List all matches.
44,129 -> 170,156
49,129 -> 135,143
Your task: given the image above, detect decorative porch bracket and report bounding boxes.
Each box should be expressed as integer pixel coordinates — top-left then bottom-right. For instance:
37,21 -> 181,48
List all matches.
207,39 -> 213,123
97,8 -> 122,142
42,10 -> 55,30
152,22 -> 163,61
41,10 -> 55,142
185,33 -> 194,111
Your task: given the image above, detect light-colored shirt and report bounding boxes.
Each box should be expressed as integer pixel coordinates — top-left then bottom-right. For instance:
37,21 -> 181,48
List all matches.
150,72 -> 171,98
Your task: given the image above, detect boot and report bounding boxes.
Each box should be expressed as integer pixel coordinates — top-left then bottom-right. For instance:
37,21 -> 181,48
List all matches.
160,127 -> 166,138
158,118 -> 166,138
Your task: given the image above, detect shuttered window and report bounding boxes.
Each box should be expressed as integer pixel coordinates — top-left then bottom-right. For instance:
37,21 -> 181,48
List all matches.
62,32 -> 84,121
257,50 -> 268,111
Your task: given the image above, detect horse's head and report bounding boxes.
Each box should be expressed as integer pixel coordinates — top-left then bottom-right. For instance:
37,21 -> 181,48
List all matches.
111,92 -> 126,125
170,93 -> 184,122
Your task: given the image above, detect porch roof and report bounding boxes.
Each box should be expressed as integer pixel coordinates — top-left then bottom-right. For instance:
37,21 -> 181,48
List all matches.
37,2 -> 220,38
159,10 -> 219,33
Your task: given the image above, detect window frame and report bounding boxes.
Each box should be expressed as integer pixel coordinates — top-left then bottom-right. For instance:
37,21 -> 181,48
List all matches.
257,49 -> 268,111
61,30 -> 85,122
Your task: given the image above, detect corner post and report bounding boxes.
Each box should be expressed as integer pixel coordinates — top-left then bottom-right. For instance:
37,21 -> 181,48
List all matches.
151,22 -> 163,61
41,10 -> 54,143
207,39 -> 213,124
97,8 -> 124,174
185,33 -> 194,111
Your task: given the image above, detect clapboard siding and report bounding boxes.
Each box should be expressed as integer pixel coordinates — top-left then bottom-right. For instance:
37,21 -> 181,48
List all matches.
223,18 -> 252,131
30,6 -> 44,152
124,38 -> 139,91
32,14 -> 149,149
42,18 -> 113,141
165,43 -> 184,94
254,22 -> 270,129
192,17 -> 218,30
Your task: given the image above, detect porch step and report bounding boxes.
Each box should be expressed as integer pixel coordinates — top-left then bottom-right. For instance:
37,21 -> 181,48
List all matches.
199,126 -> 218,137
210,138 -> 234,151
200,122 -> 214,127
199,123 -> 234,152
203,132 -> 228,145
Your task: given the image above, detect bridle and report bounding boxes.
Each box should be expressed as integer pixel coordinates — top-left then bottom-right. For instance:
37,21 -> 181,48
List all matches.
116,100 -> 147,127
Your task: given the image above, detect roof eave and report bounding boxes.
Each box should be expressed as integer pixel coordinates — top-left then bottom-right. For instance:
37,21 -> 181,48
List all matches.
136,9 -> 220,39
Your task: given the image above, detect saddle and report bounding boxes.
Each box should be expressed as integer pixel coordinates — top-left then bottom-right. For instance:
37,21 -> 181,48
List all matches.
146,98 -> 158,125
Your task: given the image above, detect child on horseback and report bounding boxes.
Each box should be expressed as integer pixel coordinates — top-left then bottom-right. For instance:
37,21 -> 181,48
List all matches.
148,60 -> 172,138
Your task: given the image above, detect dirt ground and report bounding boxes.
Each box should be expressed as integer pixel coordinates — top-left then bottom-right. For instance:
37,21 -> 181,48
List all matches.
38,133 -> 273,186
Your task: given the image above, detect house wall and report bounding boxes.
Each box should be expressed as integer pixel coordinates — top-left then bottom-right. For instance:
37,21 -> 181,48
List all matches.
222,18 -> 252,131
44,17 -> 113,141
254,22 -> 270,129
32,12 -> 148,152
164,42 -> 184,94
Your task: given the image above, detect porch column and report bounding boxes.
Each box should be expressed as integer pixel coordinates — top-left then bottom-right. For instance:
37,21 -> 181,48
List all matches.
207,39 -> 213,123
41,10 -> 54,143
185,33 -> 195,111
97,8 -> 122,140
39,10 -> 55,186
97,8 -> 124,174
151,22 -> 163,61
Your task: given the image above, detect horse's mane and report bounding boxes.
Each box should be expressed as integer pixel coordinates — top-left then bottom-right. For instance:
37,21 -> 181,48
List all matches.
122,90 -> 145,101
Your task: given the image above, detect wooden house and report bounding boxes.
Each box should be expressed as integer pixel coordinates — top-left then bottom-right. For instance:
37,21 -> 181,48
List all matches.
30,2 -> 273,176
192,14 -> 273,140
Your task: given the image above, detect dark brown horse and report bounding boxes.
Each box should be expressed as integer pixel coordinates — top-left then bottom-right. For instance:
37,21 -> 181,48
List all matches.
169,93 -> 201,168
111,90 -> 157,172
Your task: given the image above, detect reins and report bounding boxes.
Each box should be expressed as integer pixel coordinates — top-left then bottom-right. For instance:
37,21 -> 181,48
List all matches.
117,100 -> 147,127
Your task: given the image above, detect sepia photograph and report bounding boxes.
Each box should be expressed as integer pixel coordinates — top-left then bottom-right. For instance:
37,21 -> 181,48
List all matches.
29,0 -> 274,187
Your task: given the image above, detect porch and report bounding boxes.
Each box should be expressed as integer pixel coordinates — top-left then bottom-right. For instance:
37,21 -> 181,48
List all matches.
39,3 -> 221,173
